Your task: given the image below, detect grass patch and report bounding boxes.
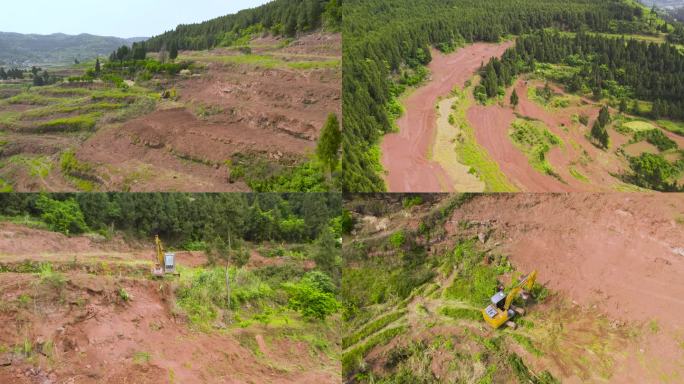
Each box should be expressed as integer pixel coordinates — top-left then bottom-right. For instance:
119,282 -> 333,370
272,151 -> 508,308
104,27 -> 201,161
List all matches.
7,155 -> 53,179
60,149 -> 99,191
439,306 -> 481,321
510,333 -> 543,357
569,166 -> 589,182
38,263 -> 66,289
32,113 -> 99,133
132,351 -> 152,364
444,265 -> 499,307
658,120 -> 684,136
509,118 -> 563,179
623,120 -> 657,133
343,309 -> 406,349
342,325 -> 407,376
0,178 -> 13,192
451,85 -> 518,192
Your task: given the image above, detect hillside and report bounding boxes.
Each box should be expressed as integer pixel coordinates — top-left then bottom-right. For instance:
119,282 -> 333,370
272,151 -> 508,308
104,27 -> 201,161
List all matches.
342,0 -> 684,192
0,193 -> 343,383
0,32 -> 145,67
0,0 -> 341,193
343,193 -> 684,383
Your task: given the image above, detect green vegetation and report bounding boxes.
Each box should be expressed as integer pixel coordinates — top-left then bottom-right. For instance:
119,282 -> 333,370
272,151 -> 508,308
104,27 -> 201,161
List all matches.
342,310 -> 407,349
342,325 -> 407,376
439,306 -> 481,321
626,152 -> 682,191
316,113 -> 342,176
35,195 -> 88,235
450,87 -> 517,192
590,106 -> 611,149
509,119 -> 562,178
0,193 -> 341,244
38,263 -> 67,289
228,112 -> 342,192
632,129 -> 678,151
132,351 -> 152,365
144,0 -> 340,52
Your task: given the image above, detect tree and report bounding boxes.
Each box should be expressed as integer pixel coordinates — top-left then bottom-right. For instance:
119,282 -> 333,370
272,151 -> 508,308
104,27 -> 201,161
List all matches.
619,98 -> 627,113
95,58 -> 101,73
169,42 -> 178,61
116,45 -> 130,64
313,227 -> 339,280
510,89 -> 519,107
316,113 -> 342,174
597,105 -> 610,127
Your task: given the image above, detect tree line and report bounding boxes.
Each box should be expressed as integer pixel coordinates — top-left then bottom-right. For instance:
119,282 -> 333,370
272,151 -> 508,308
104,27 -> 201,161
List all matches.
0,193 -> 342,245
342,0 -> 646,191
140,0 -> 340,53
481,30 -> 684,120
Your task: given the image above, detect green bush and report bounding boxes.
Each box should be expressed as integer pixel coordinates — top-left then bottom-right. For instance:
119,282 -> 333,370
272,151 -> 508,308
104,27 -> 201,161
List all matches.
35,195 -> 88,235
285,278 -> 340,320
632,129 -> 678,151
628,153 -> 681,191
389,230 -> 406,248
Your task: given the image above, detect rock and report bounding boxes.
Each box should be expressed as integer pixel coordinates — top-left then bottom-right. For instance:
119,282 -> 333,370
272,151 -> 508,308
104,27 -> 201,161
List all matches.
478,232 -> 487,243
0,353 -> 12,366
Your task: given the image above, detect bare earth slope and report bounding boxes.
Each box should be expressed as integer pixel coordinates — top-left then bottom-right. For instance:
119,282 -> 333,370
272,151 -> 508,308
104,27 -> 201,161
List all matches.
447,193 -> 684,382
381,42 -> 513,192
0,223 -> 340,384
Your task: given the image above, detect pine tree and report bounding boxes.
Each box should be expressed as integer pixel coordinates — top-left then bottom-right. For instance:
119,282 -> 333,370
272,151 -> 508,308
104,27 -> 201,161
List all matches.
619,98 -> 627,113
169,43 -> 178,61
95,58 -> 101,73
597,105 -> 610,127
317,113 -> 342,174
510,89 -> 519,107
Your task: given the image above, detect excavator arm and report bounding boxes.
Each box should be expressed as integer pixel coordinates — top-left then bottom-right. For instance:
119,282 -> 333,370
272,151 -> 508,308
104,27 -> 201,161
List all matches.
504,286 -> 521,311
155,235 -> 164,267
520,270 -> 537,292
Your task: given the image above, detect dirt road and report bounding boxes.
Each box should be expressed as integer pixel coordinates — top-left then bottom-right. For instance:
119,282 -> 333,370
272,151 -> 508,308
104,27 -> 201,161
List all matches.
381,42 -> 513,192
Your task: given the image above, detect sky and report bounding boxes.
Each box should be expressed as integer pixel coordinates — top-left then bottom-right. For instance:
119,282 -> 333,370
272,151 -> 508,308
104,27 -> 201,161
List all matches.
0,0 -> 271,38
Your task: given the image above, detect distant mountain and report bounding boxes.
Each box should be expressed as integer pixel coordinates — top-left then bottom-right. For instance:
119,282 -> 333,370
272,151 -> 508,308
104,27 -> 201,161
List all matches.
640,0 -> 684,10
0,32 -> 147,67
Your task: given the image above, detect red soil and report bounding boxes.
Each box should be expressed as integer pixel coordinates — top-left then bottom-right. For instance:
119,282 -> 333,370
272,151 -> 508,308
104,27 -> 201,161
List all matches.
0,223 -> 338,383
381,42 -> 513,192
468,78 -> 684,191
447,193 -> 684,382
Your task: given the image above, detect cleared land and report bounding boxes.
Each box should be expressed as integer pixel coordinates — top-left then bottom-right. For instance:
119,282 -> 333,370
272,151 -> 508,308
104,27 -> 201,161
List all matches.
343,193 -> 684,383
0,33 -> 341,192
0,221 -> 340,384
380,42 -> 513,192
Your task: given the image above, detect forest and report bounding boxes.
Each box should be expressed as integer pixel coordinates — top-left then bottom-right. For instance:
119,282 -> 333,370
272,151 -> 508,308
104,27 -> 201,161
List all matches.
342,0 -> 665,191
0,193 -> 342,246
479,30 -> 684,120
475,29 -> 684,191
141,0 -> 341,53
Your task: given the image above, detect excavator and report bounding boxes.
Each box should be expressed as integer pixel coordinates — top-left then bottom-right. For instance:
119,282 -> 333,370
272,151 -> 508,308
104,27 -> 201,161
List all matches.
481,271 -> 537,330
152,235 -> 178,277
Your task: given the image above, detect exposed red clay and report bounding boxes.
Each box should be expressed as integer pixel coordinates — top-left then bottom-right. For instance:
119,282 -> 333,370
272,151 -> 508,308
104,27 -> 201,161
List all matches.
446,193 -> 684,383
381,42 -> 513,192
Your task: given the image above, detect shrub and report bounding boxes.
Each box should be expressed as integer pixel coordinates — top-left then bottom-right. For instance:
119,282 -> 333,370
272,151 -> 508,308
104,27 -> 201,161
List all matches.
389,230 -> 406,248
285,278 -> 340,320
35,195 -> 88,235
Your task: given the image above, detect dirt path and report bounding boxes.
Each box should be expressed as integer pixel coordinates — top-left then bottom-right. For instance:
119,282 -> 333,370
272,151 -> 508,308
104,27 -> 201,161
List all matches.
381,42 -> 513,192
433,97 -> 485,191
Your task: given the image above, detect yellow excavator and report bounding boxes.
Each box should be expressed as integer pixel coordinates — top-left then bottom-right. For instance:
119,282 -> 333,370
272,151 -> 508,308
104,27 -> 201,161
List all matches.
152,235 -> 178,277
482,271 -> 537,330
